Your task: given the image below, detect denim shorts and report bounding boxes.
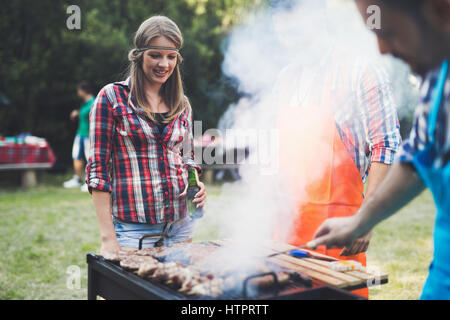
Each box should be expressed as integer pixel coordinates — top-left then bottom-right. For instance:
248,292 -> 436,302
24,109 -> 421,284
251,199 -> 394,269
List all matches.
72,134 -> 89,161
112,216 -> 196,249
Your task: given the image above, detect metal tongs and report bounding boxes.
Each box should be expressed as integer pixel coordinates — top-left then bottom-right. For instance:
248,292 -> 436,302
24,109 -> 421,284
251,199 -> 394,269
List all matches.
138,223 -> 171,249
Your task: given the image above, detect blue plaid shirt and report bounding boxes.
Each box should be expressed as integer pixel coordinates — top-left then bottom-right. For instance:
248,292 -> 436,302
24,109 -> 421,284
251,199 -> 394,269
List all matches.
397,63 -> 450,168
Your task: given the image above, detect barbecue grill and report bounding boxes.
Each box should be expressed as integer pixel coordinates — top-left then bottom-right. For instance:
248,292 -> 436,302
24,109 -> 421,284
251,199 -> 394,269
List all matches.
87,254 -> 364,300
87,238 -> 373,300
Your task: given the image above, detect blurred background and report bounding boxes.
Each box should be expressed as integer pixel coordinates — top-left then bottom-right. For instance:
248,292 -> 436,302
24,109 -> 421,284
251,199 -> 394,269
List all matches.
0,0 -> 261,171
0,0 -> 435,300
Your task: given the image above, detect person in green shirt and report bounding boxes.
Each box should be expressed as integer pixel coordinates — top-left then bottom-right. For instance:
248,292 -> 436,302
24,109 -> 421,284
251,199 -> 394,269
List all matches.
63,81 -> 96,191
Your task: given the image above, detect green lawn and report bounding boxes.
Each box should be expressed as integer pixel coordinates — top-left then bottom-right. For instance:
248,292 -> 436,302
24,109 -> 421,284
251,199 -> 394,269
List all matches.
0,173 -> 436,299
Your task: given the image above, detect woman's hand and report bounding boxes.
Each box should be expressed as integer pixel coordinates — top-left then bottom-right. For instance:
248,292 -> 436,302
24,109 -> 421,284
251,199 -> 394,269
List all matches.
178,180 -> 207,208
100,236 -> 120,256
193,181 -> 206,208
92,190 -> 120,255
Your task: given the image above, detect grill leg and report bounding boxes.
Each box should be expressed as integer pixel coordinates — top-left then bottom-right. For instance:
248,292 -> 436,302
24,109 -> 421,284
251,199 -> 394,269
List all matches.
87,264 -> 97,300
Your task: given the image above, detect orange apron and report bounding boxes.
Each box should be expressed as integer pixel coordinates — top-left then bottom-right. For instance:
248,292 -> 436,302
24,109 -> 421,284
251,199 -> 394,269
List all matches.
275,74 -> 368,297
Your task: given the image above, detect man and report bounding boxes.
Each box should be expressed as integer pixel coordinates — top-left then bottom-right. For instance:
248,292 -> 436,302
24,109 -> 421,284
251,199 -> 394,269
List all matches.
271,0 -> 401,297
313,0 -> 450,299
63,80 -> 96,192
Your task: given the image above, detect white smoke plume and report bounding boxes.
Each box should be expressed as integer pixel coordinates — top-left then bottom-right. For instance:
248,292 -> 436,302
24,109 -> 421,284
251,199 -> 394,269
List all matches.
198,0 -> 419,274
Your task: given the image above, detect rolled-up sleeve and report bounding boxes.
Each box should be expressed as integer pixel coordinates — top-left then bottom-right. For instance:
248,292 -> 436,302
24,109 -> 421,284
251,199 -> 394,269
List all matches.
358,64 -> 402,165
85,86 -> 114,193
181,98 -> 202,175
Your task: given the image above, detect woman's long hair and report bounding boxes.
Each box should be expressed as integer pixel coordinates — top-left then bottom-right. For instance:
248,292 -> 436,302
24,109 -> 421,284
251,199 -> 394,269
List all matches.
128,16 -> 185,123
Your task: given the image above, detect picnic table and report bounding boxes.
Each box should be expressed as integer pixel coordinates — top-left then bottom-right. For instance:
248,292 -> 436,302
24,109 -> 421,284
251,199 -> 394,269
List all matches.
0,137 -> 56,188
195,144 -> 248,184
194,133 -> 250,184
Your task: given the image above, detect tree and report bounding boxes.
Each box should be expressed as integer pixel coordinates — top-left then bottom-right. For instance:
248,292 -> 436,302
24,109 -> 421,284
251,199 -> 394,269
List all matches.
0,0 -> 259,165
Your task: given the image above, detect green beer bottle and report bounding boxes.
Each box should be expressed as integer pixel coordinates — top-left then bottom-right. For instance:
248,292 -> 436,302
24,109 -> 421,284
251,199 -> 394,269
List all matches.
187,168 -> 204,219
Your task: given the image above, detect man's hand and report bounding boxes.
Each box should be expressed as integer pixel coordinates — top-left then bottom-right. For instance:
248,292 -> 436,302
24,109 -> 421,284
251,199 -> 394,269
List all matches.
340,231 -> 372,256
313,216 -> 361,249
312,162 -> 425,250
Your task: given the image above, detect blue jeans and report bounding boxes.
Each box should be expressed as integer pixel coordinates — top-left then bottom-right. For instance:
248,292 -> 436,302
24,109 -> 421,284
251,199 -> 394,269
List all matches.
112,216 -> 196,248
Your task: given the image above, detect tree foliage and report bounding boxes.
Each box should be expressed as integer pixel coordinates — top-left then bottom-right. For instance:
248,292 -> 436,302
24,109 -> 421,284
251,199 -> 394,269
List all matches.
0,0 -> 260,164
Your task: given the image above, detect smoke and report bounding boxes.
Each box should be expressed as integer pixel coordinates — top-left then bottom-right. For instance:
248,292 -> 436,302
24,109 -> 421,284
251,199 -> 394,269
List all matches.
199,0 -> 419,274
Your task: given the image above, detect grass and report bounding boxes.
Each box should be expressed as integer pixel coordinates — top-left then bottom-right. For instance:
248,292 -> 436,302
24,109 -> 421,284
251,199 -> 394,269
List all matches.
367,190 -> 435,299
0,172 -> 436,299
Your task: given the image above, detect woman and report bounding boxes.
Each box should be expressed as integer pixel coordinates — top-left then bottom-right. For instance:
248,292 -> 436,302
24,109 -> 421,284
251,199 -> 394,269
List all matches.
63,80 -> 96,192
86,16 -> 206,254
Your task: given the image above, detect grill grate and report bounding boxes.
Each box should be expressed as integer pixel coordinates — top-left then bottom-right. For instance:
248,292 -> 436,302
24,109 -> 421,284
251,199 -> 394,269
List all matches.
87,254 -> 364,300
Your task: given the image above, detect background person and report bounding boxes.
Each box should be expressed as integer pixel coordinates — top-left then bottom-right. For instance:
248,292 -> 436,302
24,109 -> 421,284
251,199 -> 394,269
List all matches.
63,80 -> 96,192
313,0 -> 450,299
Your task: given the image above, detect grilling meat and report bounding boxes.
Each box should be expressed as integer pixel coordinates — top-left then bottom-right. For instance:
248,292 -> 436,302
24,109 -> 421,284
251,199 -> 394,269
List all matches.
137,261 -> 160,277
179,274 -> 208,292
151,262 -> 180,281
120,255 -> 157,271
102,249 -> 137,262
169,266 -> 201,289
135,247 -> 158,256
187,278 -> 224,298
154,263 -> 202,289
138,260 -> 223,297
187,245 -> 221,265
102,242 -> 293,298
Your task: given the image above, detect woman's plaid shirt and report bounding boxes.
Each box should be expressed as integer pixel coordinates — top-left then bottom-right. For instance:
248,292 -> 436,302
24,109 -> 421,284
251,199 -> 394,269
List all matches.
86,78 -> 201,224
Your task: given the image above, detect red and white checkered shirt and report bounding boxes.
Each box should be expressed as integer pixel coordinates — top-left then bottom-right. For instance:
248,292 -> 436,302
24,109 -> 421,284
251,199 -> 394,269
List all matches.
86,78 -> 201,224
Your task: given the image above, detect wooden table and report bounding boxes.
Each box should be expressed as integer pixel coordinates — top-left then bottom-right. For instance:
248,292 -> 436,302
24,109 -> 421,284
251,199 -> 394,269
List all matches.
0,163 -> 53,188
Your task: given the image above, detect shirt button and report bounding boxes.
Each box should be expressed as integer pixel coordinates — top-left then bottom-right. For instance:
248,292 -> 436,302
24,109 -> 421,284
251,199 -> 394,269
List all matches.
165,191 -> 168,195
159,157 -> 163,160
162,174 -> 166,178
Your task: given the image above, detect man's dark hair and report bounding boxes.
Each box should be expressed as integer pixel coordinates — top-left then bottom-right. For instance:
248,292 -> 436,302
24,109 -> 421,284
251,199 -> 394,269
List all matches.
77,80 -> 96,95
379,0 -> 425,18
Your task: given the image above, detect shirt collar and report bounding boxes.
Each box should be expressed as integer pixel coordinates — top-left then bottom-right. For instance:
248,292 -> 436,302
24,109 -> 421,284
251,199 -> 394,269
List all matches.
114,77 -> 142,114
114,77 -> 131,88
114,77 -> 187,121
